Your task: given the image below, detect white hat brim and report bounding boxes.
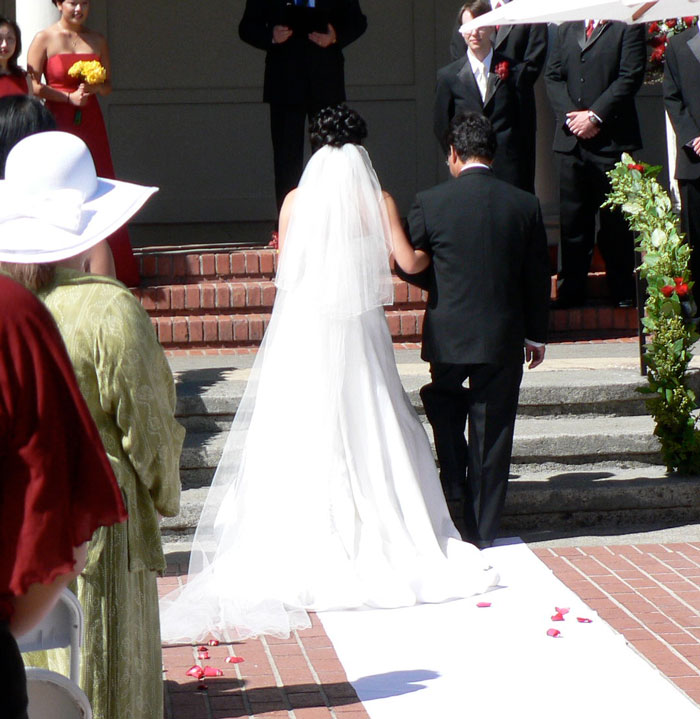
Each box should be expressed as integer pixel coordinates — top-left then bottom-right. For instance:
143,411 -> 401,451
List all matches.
0,177 -> 158,264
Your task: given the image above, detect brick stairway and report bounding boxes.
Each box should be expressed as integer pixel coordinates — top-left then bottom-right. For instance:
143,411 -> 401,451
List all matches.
132,245 -> 637,349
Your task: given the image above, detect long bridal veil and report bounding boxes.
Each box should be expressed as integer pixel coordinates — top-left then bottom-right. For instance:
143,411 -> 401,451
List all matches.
160,144 -> 497,645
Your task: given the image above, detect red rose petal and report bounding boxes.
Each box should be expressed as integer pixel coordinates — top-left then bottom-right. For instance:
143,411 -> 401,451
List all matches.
197,645 -> 207,652
554,607 -> 570,615
197,651 -> 210,660
203,666 -> 223,677
551,612 -> 565,621
186,665 -> 205,679
197,682 -> 208,691
547,629 -> 561,638
208,639 -> 220,646
476,601 -> 492,608
225,656 -> 245,664
577,617 -> 593,623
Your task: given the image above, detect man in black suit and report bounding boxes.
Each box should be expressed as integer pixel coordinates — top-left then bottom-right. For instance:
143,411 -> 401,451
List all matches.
449,1 -> 547,192
239,0 -> 367,213
434,0 -> 529,191
400,112 -> 550,549
664,25 -> 700,308
545,21 -> 646,308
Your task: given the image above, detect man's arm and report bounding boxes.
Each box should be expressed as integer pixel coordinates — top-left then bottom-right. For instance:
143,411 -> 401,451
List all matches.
523,202 -> 551,346
332,0 -> 367,48
397,195 -> 433,290
239,0 -> 275,50
589,24 -> 646,122
433,70 -> 454,154
544,25 -> 577,122
663,40 -> 700,152
518,24 -> 548,87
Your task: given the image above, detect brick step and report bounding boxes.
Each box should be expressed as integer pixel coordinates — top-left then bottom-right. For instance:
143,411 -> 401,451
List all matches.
135,276 -> 428,316
151,305 -> 637,349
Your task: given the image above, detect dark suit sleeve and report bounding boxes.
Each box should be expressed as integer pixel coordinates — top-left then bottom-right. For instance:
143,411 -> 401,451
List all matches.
663,40 -> 700,148
523,201 -> 550,344
544,27 -> 576,124
589,25 -> 646,123
239,0 -> 273,50
434,70 -> 454,154
396,196 -> 432,290
518,25 -> 548,87
333,0 -> 367,48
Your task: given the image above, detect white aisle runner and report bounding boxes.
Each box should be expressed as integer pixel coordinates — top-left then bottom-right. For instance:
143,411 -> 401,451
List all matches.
319,541 -> 700,719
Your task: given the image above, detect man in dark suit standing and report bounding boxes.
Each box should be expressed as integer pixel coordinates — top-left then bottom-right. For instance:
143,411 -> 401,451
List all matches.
434,0 -> 529,191
449,1 -> 547,192
239,0 -> 367,213
664,24 -> 700,308
545,21 -> 646,308
400,112 -> 550,549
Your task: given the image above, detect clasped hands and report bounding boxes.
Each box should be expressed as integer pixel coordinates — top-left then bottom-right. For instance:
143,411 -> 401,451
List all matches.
272,23 -> 337,47
566,110 -> 600,140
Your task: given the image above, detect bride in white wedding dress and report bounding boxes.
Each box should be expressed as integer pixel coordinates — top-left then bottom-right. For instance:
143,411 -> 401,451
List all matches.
160,106 -> 499,644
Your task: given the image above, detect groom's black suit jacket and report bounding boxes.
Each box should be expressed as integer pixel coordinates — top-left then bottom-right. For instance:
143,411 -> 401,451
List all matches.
239,0 -> 367,108
664,27 -> 700,181
406,167 -> 550,366
434,52 -> 528,190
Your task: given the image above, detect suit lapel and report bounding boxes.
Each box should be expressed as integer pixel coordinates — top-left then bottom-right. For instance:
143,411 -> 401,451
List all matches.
495,24 -> 512,50
687,29 -> 700,67
457,57 -> 483,104
582,20 -> 610,54
483,54 -> 504,109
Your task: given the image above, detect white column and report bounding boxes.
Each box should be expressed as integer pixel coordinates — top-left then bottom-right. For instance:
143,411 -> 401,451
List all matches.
16,1 -> 59,70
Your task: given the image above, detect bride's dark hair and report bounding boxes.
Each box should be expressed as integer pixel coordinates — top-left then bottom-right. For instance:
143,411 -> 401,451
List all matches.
309,104 -> 368,153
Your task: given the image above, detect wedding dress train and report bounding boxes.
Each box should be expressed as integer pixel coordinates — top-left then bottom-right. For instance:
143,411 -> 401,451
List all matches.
160,145 -> 499,643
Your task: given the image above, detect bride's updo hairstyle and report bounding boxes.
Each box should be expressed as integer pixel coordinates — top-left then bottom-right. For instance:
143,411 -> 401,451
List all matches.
309,104 -> 368,153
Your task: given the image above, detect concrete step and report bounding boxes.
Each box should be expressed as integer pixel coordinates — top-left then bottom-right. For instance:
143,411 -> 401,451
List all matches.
177,414 -> 664,490
161,465 -> 700,539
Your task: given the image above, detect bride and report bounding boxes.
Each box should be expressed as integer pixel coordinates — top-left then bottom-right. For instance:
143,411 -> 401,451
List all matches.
160,105 -> 499,643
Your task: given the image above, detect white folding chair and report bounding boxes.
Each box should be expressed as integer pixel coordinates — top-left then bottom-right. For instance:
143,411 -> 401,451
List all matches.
17,588 -> 92,719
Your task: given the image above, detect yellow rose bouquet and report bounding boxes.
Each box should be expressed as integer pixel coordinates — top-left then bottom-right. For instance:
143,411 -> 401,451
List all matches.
67,60 -> 107,125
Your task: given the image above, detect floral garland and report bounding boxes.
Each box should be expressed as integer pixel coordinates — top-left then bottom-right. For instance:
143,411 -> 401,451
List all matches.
647,17 -> 697,73
604,154 -> 700,473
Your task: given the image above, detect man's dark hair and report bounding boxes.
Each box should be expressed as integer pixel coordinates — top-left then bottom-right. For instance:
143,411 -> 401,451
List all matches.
447,111 -> 497,162
458,0 -> 493,20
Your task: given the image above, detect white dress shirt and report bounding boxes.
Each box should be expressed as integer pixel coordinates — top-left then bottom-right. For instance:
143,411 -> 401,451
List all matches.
467,48 -> 493,102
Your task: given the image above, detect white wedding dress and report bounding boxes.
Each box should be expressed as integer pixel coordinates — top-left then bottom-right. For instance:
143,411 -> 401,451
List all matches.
160,144 -> 499,644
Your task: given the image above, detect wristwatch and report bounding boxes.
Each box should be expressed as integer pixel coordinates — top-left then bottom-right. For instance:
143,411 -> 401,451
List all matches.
587,111 -> 601,126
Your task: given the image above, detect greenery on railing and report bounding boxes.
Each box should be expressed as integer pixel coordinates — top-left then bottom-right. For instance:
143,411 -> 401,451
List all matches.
604,154 -> 700,473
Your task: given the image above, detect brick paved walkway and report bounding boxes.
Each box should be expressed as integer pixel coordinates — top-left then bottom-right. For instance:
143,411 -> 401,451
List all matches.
160,542 -> 700,718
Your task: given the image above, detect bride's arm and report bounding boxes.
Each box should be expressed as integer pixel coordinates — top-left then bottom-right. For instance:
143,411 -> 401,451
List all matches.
277,189 -> 297,256
383,192 -> 430,274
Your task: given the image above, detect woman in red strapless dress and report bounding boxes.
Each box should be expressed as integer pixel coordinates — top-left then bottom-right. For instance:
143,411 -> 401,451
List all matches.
27,1 -> 139,286
0,17 -> 30,99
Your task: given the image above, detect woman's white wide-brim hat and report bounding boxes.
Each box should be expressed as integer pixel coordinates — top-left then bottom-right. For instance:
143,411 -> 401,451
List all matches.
0,131 -> 157,263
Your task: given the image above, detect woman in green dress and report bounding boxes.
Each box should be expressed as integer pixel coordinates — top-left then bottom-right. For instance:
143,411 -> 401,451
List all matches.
0,130 -> 184,719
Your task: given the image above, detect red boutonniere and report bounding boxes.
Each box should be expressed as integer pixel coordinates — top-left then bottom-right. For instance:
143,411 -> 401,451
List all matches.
494,61 -> 510,81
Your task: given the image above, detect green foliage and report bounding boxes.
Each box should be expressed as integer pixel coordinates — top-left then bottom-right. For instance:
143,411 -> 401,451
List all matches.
604,154 -> 700,473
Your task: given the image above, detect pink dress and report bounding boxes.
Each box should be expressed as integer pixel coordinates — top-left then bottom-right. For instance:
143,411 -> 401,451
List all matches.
45,53 -> 140,286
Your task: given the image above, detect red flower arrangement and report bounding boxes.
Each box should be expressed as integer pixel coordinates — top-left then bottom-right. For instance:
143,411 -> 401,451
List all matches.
494,60 -> 510,81
661,277 -> 690,298
627,163 -> 644,171
647,17 -> 698,72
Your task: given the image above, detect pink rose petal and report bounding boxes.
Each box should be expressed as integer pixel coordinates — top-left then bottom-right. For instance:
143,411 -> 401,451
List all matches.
577,617 -> 593,623
551,612 -> 565,622
197,645 -> 207,652
546,628 -> 561,638
203,666 -> 223,677
555,607 -> 570,615
225,656 -> 245,664
208,639 -> 220,646
186,665 -> 204,679
476,602 -> 492,608
197,651 -> 210,660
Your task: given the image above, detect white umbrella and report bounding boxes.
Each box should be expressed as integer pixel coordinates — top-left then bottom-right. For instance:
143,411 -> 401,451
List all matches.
462,0 -> 700,29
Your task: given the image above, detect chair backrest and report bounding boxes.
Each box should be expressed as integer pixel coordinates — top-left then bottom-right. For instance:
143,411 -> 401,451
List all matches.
17,588 -> 83,683
24,668 -> 92,719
